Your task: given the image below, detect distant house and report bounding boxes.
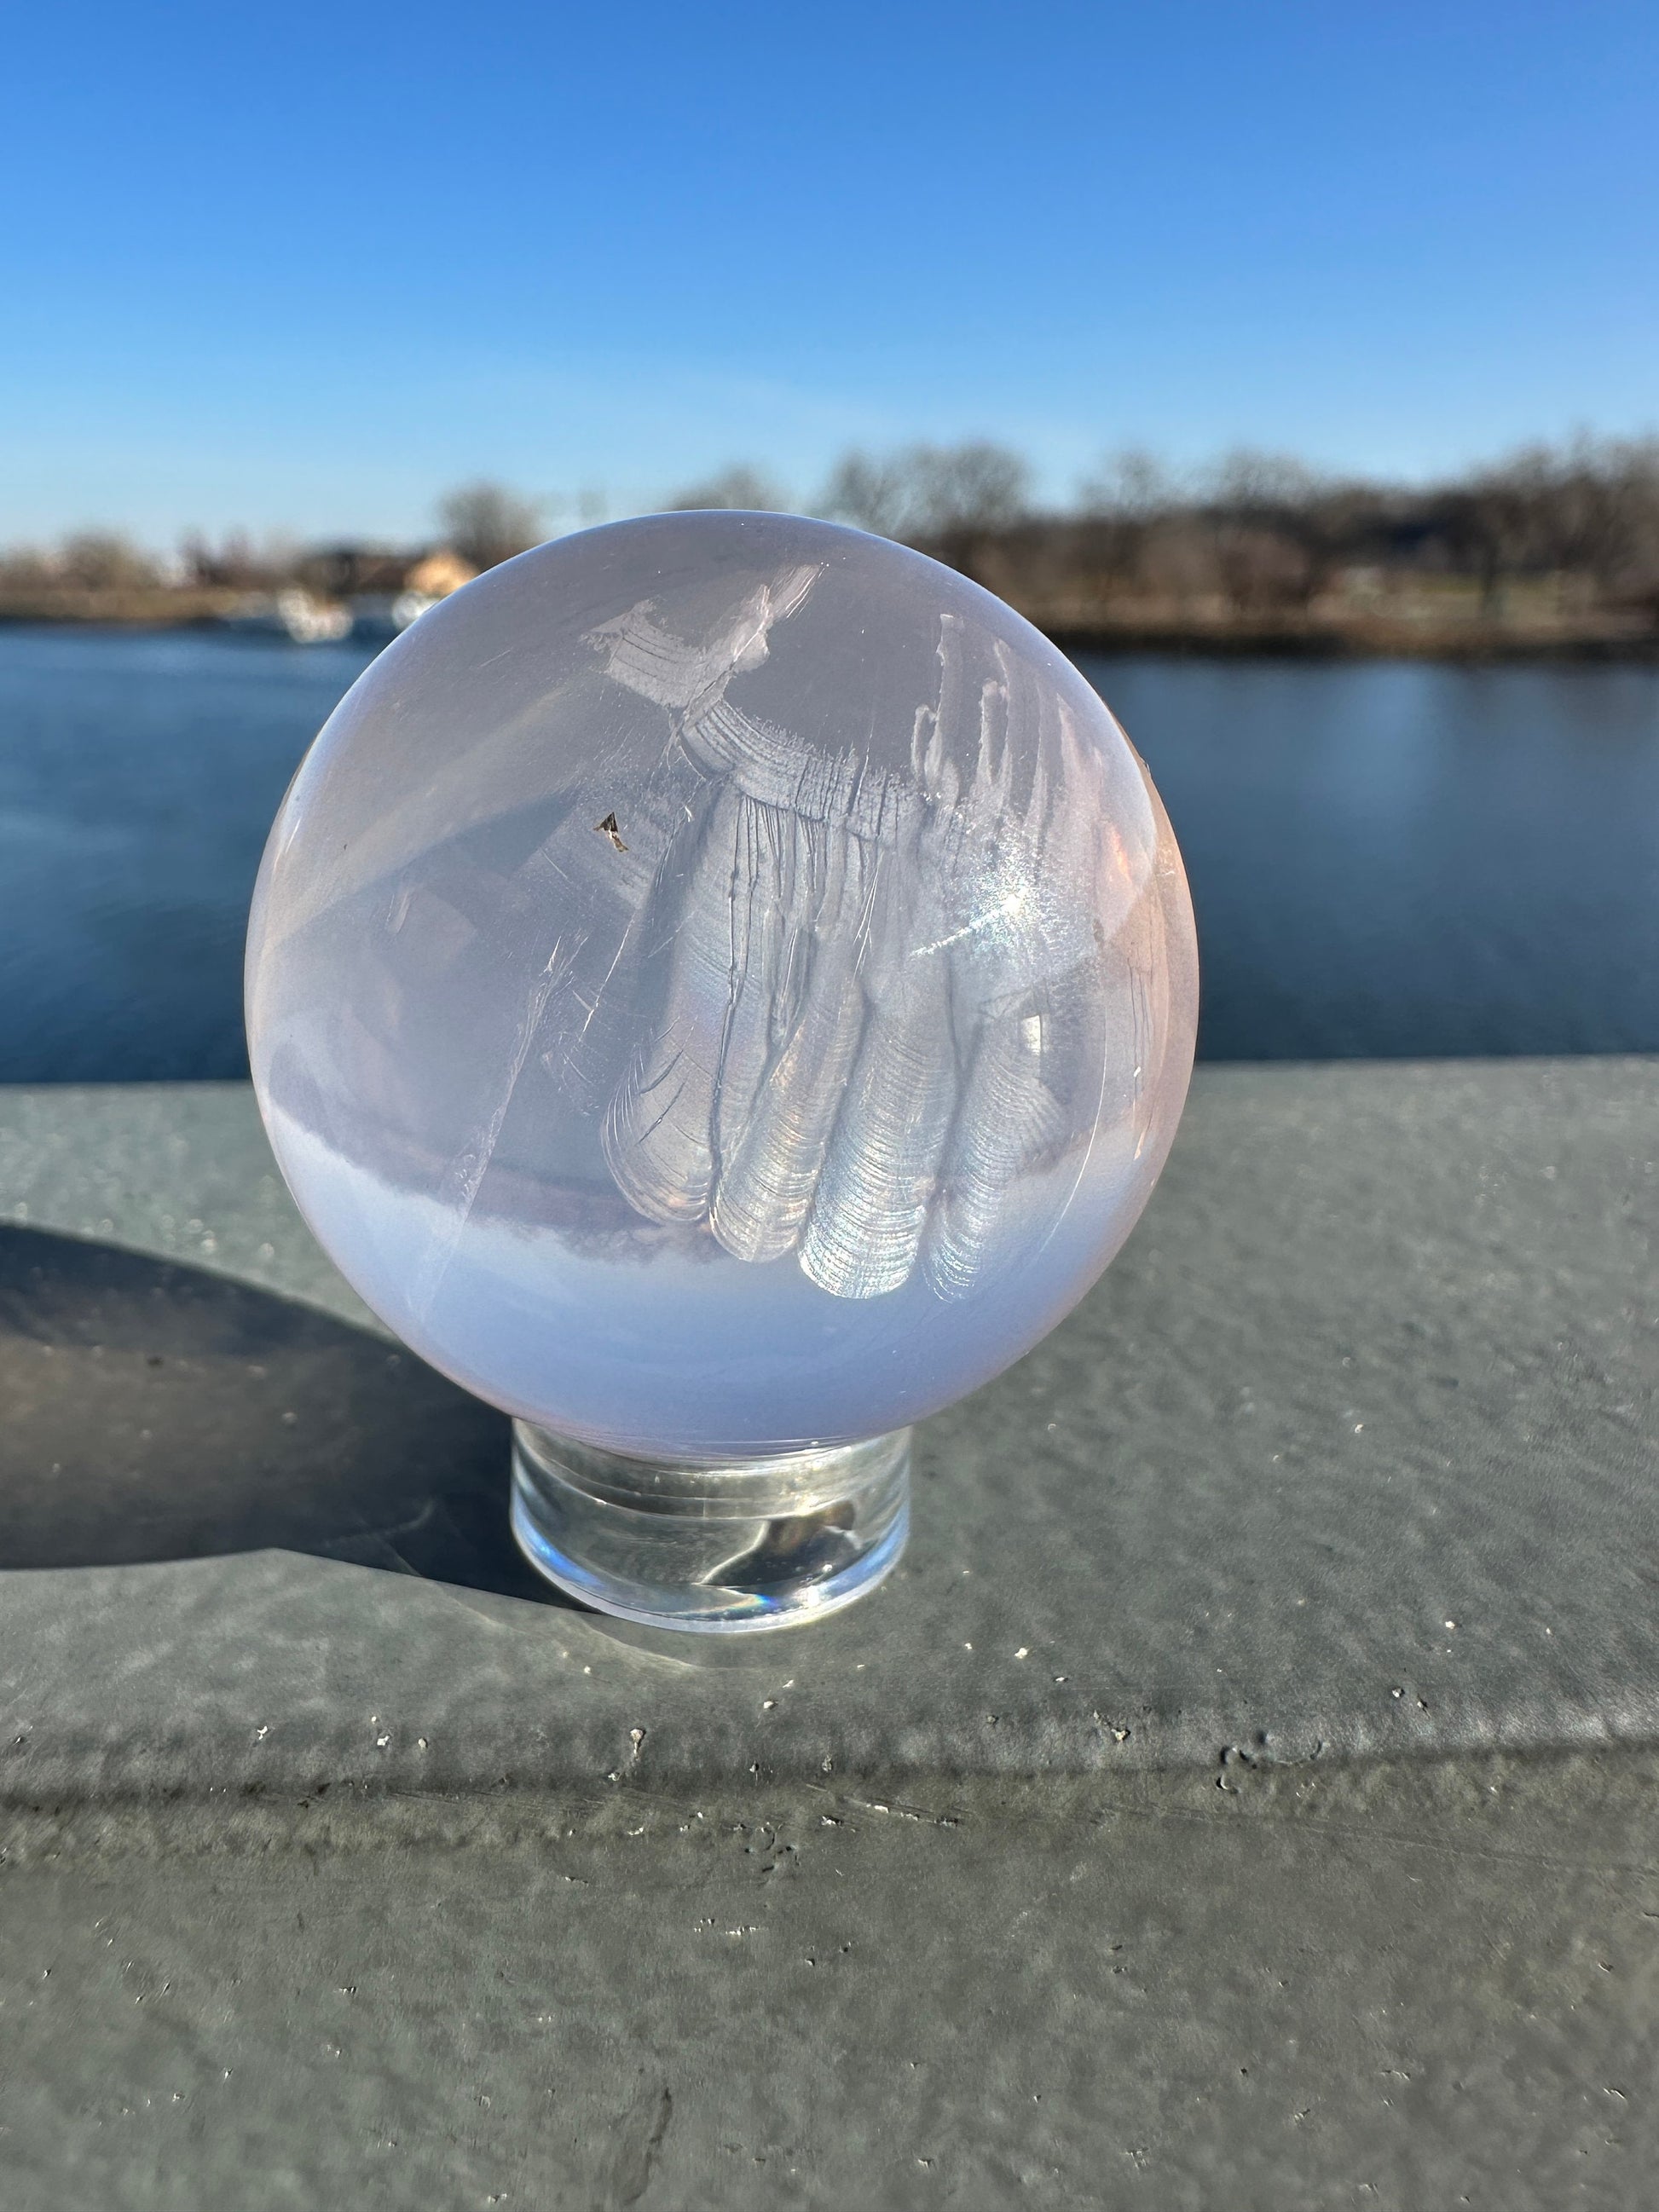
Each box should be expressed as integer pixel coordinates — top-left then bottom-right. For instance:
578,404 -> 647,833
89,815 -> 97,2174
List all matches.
220,588 -> 353,644
296,545 -> 404,599
334,545 -> 480,640
298,542 -> 476,597
217,544 -> 479,647
404,547 -> 476,598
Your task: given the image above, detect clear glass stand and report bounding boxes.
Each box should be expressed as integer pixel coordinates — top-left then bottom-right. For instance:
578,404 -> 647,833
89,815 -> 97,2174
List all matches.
510,1422 -> 910,1632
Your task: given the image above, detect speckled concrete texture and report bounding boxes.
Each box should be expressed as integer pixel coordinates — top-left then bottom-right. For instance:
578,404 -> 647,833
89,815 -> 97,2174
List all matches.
3,1754 -> 1659,2209
0,1062 -> 1654,1796
0,1065 -> 1655,2208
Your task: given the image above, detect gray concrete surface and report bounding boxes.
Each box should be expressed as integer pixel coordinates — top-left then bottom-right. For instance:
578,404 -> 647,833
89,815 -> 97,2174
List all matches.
0,1063 -> 1655,2207
5,1752 -> 1659,2211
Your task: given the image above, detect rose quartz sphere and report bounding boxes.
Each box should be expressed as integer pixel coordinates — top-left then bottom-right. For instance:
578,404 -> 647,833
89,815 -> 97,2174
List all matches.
246,512 -> 1198,1458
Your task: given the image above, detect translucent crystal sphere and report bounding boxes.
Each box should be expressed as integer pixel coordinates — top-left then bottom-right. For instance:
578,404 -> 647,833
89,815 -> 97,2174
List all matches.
246,512 -> 1198,1464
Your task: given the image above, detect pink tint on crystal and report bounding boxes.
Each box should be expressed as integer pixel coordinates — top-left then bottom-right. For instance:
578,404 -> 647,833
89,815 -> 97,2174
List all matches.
246,512 -> 1198,1459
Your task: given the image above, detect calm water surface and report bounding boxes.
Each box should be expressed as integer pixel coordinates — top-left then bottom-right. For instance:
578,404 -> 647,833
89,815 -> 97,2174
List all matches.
0,626 -> 1655,1080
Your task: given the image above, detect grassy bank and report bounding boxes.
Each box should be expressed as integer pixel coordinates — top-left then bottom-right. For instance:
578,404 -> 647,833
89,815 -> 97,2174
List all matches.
3,586 -> 1657,663
1041,613 -> 1659,661
0,586 -> 242,628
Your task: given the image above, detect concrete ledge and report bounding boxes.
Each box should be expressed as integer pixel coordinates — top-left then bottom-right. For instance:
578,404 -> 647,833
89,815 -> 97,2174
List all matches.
0,1060 -> 1653,1805
3,1063 -> 1658,2206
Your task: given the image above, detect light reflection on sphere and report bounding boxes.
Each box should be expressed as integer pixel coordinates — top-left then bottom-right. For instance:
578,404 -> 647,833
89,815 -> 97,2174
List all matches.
246,512 -> 1198,1458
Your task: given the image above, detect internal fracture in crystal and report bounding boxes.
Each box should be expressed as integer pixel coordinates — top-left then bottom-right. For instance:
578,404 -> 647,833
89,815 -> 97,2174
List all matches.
246,511 -> 1197,1459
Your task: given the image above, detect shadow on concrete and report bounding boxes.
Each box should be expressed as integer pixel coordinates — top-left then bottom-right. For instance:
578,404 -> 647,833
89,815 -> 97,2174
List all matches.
0,1225 -> 574,1607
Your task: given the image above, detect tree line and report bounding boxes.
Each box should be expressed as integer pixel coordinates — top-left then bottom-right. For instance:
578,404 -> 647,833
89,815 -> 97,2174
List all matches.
668,436 -> 1659,627
5,434 -> 1658,636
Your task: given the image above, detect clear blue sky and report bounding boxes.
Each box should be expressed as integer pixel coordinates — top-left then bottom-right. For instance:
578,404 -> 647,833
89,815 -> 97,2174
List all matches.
3,0 -> 1655,546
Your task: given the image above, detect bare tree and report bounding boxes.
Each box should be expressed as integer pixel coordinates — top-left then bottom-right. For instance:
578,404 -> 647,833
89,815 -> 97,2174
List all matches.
57,533 -> 159,591
1213,525 -> 1315,615
818,450 -> 921,539
1071,450 -> 1186,607
1136,515 -> 1223,608
1205,448 -> 1327,515
1077,448 -> 1181,521
1201,450 -> 1339,614
0,545 -> 55,590
178,532 -> 298,589
914,442 -> 1032,536
10,427 -> 1656,642
1525,435 -> 1659,606
665,465 -> 787,512
1436,458 -> 1544,618
819,442 -> 1032,546
436,482 -> 543,571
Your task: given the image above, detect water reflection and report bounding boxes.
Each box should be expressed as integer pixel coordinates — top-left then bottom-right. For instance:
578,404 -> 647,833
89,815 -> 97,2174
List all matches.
1,628 -> 1656,1075
1091,656 -> 1659,1060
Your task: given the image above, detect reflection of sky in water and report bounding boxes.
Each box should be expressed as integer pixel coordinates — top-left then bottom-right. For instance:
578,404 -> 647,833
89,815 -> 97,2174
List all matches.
1100,657 -> 1659,1060
0,628 -> 379,1082
4,634 -> 1658,1080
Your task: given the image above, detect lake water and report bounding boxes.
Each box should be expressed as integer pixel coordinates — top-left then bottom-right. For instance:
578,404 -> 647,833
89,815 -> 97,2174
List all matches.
0,626 -> 1655,1081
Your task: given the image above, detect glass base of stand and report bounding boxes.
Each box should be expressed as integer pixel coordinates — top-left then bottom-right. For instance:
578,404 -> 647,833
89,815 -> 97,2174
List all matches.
510,1421 -> 911,1633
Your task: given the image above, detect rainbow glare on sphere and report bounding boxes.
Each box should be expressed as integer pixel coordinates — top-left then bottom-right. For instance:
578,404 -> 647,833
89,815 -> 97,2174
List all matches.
246,512 -> 1198,1459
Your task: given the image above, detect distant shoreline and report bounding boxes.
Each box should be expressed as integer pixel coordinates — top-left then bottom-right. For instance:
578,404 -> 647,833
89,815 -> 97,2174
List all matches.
1047,620 -> 1659,664
0,589 -> 249,631
3,596 -> 1656,667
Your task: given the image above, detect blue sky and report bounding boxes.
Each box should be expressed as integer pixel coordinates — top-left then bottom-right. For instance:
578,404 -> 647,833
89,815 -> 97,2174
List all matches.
2,0 -> 1655,545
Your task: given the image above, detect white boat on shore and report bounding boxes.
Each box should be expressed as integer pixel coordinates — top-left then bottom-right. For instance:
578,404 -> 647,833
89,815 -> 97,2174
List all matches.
347,588 -> 440,641
220,589 -> 353,644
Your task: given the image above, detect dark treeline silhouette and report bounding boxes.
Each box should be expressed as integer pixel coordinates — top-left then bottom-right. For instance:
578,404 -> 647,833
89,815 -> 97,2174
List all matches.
668,435 -> 1659,650
808,436 -> 1659,649
4,435 -> 1658,653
